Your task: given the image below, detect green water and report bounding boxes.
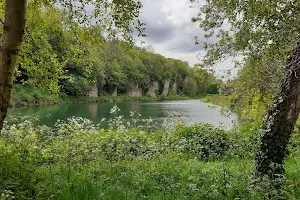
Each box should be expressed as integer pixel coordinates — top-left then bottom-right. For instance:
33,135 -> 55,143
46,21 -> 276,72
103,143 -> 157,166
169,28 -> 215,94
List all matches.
7,99 -> 238,129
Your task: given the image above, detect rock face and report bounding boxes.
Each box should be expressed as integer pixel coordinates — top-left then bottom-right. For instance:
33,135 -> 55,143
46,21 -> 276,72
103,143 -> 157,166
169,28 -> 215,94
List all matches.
112,87 -> 118,96
126,83 -> 142,97
147,81 -> 159,97
183,76 -> 189,92
88,83 -> 98,97
161,79 -> 170,96
171,82 -> 177,94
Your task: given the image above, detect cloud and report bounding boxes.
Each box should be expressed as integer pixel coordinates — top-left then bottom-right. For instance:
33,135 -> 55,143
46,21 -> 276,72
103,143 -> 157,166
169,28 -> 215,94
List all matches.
139,1 -> 177,43
134,0 -> 236,77
166,23 -> 206,53
141,16 -> 176,43
137,0 -> 206,55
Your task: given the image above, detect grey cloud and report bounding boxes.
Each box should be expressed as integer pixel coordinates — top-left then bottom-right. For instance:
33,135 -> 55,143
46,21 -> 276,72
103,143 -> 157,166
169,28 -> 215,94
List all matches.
134,0 -> 220,64
142,18 -> 176,43
168,38 -> 203,53
166,22 -> 206,53
138,0 -> 210,53
139,1 -> 177,43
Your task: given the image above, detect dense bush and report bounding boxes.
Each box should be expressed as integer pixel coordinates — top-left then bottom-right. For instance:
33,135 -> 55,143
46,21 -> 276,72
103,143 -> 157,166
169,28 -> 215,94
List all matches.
176,124 -> 231,160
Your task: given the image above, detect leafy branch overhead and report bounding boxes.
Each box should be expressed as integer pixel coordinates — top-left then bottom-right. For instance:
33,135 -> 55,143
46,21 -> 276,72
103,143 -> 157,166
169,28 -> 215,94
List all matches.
191,0 -> 300,66
192,0 -> 300,185
53,0 -> 146,42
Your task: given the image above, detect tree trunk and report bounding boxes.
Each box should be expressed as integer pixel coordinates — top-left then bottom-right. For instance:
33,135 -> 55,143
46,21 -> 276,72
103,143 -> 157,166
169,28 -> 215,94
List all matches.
0,0 -> 27,131
255,41 -> 300,179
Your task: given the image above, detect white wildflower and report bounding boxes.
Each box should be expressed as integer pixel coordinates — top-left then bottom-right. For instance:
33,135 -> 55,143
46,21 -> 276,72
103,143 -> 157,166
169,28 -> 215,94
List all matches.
267,40 -> 273,45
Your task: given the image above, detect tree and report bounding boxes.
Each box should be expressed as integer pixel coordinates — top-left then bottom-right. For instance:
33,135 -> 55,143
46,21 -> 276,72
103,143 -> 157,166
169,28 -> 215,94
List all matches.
12,4 -> 202,99
225,56 -> 282,122
0,0 -> 27,131
193,66 -> 220,95
191,0 -> 300,181
0,0 -> 143,130
18,4 -> 65,94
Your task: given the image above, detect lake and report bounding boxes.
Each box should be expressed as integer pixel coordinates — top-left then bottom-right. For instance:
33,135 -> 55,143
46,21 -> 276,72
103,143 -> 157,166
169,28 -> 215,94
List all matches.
7,99 -> 238,129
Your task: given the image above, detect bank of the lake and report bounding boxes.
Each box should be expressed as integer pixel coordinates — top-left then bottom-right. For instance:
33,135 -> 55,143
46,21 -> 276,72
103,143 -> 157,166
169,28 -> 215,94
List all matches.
201,94 -> 267,123
10,84 -> 193,107
201,94 -> 230,108
1,115 -> 300,199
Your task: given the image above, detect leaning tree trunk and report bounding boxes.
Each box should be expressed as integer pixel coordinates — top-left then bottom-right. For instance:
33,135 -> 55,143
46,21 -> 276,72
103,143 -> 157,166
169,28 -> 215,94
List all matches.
255,41 -> 300,179
0,0 -> 27,131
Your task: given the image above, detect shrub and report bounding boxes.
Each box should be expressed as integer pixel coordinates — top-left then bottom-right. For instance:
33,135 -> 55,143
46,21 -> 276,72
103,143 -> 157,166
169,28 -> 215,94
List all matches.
175,124 -> 231,160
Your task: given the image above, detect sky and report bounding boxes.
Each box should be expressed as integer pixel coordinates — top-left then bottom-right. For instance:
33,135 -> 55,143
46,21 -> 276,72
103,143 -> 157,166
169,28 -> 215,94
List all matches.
134,0 -> 237,78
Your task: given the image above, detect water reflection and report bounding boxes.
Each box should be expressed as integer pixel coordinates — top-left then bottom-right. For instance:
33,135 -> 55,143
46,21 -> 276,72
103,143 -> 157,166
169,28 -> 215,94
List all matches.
8,100 -> 238,129
88,103 -> 98,118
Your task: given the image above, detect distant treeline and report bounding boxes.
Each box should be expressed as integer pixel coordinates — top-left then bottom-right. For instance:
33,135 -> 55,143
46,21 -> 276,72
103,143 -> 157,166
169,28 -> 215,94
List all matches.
15,4 -> 220,97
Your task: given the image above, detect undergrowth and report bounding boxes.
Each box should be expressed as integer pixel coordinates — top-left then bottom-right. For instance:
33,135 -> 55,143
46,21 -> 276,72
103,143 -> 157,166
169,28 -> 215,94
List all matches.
11,84 -> 55,106
1,108 -> 300,199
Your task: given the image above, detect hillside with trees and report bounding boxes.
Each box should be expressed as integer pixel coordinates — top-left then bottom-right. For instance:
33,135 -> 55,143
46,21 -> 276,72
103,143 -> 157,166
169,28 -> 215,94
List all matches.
12,5 -> 219,104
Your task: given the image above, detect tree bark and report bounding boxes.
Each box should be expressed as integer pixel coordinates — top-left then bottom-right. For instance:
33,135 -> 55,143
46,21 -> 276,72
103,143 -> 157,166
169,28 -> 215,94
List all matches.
0,0 -> 27,131
255,41 -> 300,179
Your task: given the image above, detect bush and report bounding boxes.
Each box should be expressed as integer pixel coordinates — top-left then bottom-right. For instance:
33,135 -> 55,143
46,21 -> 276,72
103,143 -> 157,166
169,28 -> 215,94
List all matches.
11,84 -> 53,106
61,75 -> 92,96
175,124 -> 231,160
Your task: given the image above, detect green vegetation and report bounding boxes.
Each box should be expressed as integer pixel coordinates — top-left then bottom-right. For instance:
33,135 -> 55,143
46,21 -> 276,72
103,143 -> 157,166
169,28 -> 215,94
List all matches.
207,58 -> 280,123
11,84 -> 56,107
3,0 -> 300,198
192,0 -> 300,182
201,94 -> 229,108
11,5 -> 220,105
12,8 -> 221,107
1,114 -> 300,199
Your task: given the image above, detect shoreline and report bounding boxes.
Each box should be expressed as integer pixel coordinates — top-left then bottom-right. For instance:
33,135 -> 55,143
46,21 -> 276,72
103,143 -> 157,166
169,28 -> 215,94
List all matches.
10,94 -> 197,108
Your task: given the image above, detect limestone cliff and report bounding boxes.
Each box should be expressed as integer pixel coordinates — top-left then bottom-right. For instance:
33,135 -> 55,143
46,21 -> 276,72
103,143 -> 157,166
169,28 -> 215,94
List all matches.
183,76 -> 189,92
147,81 -> 159,97
161,79 -> 170,96
112,87 -> 118,96
87,83 -> 98,97
126,83 -> 142,97
171,82 -> 177,94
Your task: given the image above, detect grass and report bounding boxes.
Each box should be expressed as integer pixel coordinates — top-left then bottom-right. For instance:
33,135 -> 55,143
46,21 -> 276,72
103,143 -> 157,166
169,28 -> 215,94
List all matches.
57,156 -> 254,200
60,94 -> 192,105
